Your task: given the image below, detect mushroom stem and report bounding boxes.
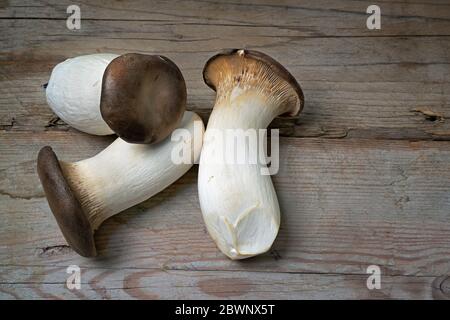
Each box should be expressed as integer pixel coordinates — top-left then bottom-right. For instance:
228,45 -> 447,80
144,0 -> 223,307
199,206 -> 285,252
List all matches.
198,49 -> 304,260
46,54 -> 119,135
38,111 -> 204,257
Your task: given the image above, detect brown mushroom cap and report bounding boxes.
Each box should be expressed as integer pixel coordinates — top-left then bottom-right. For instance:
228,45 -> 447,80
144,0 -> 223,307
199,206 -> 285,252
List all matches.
203,49 -> 304,117
37,146 -> 96,257
100,53 -> 186,144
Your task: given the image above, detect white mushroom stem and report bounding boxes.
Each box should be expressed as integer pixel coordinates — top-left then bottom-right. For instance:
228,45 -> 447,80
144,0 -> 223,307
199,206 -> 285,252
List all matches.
46,53 -> 119,135
61,111 -> 204,229
198,51 -> 302,260
198,94 -> 282,260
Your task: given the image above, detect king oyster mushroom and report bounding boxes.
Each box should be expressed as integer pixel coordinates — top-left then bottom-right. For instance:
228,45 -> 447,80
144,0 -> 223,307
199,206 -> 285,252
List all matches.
37,111 -> 204,257
46,53 -> 186,144
198,49 -> 304,260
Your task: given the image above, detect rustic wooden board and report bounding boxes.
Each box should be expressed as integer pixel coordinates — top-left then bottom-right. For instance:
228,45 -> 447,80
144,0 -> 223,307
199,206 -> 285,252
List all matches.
1,266 -> 449,299
1,0 -> 450,299
1,135 -> 450,299
1,21 -> 449,139
2,0 -> 450,36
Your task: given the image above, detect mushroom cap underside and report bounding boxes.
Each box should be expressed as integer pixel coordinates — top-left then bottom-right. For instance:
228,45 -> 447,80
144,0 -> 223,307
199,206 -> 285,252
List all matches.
100,53 -> 186,144
37,146 -> 96,257
203,49 -> 304,117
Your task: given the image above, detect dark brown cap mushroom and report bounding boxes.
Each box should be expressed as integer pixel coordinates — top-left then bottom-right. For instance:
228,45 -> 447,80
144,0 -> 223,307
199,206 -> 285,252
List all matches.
36,112 -> 204,258
100,53 -> 187,144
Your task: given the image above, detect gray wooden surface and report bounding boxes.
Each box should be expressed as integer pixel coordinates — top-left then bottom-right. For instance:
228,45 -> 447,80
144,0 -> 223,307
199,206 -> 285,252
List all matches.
1,0 -> 450,299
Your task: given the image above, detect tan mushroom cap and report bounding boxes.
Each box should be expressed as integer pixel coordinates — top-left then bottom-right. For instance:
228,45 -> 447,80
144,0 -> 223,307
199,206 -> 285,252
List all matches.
203,49 -> 304,117
37,146 -> 96,257
100,53 -> 186,144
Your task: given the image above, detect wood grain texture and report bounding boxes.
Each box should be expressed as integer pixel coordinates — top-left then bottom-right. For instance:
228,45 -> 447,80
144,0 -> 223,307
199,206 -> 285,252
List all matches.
1,135 -> 450,299
1,4 -> 450,140
1,266 -> 449,299
1,0 -> 450,299
1,0 -> 450,36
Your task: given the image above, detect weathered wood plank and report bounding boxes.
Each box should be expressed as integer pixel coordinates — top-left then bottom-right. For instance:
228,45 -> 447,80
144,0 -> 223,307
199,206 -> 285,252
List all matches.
1,26 -> 449,139
1,266 -> 448,299
1,133 -> 450,278
1,0 -> 450,300
1,0 -> 450,36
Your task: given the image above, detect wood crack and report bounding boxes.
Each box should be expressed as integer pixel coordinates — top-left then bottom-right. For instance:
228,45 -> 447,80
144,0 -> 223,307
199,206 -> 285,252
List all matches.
0,117 -> 15,131
36,245 -> 71,257
0,190 -> 42,200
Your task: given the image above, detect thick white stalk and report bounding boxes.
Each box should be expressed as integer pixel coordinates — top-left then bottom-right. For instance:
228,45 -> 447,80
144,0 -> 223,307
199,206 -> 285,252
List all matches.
199,50 -> 303,260
198,90 -> 282,260
46,53 -> 118,135
62,111 -> 204,229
